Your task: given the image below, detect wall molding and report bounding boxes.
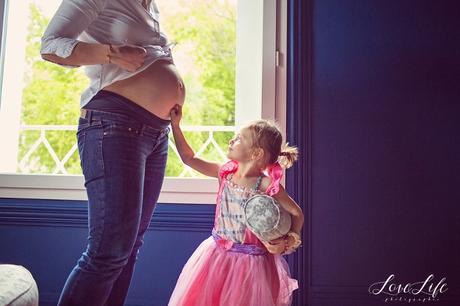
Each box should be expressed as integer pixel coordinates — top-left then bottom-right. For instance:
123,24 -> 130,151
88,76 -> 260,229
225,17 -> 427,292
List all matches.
286,0 -> 312,305
38,293 -> 169,306
0,198 -> 215,232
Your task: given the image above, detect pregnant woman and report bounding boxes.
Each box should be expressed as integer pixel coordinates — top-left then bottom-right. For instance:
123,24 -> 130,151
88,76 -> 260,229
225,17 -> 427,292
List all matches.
40,1 -> 184,305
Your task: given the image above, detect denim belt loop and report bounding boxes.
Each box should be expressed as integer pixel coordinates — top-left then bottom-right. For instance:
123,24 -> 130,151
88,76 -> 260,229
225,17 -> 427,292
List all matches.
87,109 -> 93,124
165,126 -> 171,136
80,108 -> 93,123
160,126 -> 170,138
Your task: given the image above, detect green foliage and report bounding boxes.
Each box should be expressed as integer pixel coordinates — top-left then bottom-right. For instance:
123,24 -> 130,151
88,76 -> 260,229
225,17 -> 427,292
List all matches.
159,0 -> 236,176
18,4 -> 88,174
161,0 -> 236,126
18,1 -> 236,177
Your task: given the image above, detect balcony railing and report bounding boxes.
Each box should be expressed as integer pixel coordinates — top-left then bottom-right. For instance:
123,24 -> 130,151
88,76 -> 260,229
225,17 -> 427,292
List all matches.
18,124 -> 235,177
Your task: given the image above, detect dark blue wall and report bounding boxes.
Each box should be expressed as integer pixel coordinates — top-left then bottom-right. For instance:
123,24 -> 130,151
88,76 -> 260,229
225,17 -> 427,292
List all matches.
0,198 -> 215,306
288,0 -> 460,305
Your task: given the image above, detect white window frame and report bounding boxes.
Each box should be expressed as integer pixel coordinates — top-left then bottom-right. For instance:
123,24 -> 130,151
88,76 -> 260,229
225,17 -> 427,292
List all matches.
0,0 -> 7,101
0,0 -> 287,204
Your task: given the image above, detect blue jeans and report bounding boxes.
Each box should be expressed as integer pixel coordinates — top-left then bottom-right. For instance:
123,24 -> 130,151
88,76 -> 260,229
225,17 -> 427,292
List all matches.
58,108 -> 170,306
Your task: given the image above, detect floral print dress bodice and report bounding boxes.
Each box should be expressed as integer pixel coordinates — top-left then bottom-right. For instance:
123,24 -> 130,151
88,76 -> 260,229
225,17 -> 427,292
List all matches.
214,172 -> 266,243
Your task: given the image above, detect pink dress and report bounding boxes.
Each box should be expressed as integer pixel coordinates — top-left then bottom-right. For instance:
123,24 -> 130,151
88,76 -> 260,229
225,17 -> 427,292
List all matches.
168,160 -> 299,306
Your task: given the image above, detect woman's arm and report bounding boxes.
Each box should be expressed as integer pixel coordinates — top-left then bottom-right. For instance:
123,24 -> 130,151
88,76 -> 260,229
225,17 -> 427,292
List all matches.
40,0 -> 107,67
170,104 -> 221,178
41,43 -> 109,68
42,43 -> 147,72
40,0 -> 146,71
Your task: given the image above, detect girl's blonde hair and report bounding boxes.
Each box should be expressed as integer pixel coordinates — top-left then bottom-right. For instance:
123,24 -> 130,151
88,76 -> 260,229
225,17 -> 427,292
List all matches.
243,119 -> 299,169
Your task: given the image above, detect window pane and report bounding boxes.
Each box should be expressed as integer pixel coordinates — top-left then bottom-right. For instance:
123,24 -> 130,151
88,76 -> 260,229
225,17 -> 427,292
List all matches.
0,0 -> 237,177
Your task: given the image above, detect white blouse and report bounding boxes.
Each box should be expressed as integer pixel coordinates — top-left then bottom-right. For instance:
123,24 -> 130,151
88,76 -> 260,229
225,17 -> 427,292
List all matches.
40,0 -> 175,108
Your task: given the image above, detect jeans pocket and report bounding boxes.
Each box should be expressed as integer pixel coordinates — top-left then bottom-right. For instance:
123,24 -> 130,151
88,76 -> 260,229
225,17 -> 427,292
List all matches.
102,122 -> 143,138
78,125 -> 105,186
77,117 -> 103,136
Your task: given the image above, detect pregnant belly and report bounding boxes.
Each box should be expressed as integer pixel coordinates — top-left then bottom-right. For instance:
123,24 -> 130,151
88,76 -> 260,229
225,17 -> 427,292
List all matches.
102,60 -> 185,120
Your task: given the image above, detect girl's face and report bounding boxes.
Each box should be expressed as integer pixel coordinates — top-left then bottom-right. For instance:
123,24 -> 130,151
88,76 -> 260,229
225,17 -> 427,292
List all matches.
227,128 -> 253,161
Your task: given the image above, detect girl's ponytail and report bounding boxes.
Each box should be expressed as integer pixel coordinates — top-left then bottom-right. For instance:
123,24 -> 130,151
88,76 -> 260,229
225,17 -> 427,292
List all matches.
277,142 -> 299,169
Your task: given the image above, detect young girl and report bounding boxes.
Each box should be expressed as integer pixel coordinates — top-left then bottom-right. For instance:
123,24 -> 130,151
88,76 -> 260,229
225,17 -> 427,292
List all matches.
168,104 -> 304,306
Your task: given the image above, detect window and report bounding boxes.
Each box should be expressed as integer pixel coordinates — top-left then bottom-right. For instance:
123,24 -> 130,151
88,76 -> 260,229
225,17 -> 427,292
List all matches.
0,0 -> 285,203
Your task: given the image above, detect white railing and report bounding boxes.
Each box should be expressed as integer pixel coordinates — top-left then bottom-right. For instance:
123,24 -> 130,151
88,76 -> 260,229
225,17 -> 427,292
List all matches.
18,124 -> 236,177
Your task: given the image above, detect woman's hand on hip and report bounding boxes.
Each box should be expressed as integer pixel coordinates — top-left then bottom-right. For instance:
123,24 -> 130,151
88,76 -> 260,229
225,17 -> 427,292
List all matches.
108,44 -> 147,72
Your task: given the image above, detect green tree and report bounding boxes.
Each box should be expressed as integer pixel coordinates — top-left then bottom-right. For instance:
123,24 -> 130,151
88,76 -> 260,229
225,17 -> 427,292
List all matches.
159,0 -> 237,176
159,0 -> 236,126
18,3 -> 88,174
18,1 -> 236,177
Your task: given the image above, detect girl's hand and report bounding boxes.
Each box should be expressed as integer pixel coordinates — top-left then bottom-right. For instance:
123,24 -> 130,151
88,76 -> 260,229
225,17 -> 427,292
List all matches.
262,237 -> 287,255
262,232 -> 302,255
283,231 -> 302,255
170,104 -> 183,127
107,44 -> 147,72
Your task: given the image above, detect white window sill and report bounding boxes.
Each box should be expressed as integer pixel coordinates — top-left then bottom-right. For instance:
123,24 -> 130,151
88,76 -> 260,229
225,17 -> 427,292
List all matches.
0,174 -> 219,204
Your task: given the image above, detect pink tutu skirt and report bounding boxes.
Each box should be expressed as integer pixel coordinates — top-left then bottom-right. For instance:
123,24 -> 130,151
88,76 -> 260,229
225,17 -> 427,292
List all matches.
168,235 -> 298,306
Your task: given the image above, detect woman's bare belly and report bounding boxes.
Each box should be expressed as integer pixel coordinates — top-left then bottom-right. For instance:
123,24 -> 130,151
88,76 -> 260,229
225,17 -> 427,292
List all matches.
102,60 -> 185,120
